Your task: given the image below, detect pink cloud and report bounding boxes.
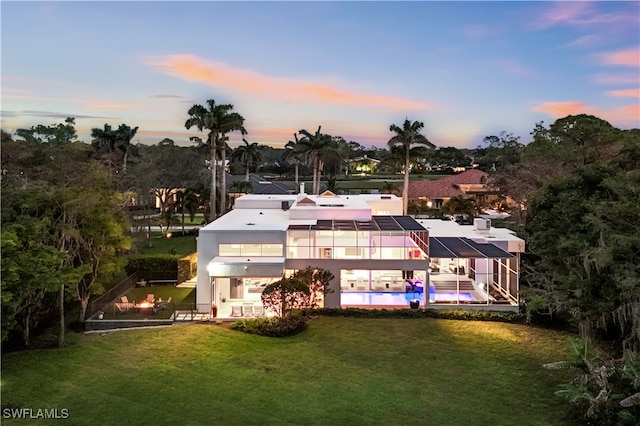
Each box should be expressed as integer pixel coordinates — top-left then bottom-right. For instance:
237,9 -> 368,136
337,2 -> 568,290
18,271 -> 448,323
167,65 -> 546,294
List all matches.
531,2 -> 639,29
532,101 -> 640,127
601,49 -> 640,67
608,88 -> 640,98
146,54 -> 430,110
530,2 -> 591,29
591,73 -> 640,85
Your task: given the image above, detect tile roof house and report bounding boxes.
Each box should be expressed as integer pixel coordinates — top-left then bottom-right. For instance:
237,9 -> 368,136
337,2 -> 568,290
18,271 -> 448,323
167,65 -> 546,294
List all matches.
406,169 -> 500,208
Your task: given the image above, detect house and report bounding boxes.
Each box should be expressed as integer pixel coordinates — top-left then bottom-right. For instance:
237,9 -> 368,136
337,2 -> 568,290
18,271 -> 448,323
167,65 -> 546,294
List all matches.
407,169 -> 500,209
196,187 -> 524,318
348,155 -> 381,175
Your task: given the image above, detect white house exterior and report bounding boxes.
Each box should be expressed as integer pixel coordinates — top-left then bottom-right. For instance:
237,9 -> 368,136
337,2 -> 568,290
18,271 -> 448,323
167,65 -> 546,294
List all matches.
196,190 -> 524,318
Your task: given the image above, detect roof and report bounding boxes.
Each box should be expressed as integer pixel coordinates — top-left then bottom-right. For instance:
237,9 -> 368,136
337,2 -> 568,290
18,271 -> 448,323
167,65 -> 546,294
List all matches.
429,236 -> 514,259
288,215 -> 426,231
407,169 -> 489,199
226,173 -> 291,195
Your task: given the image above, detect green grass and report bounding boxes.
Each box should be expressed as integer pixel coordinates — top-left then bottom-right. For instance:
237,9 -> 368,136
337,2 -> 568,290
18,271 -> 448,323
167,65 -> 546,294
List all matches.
2,318 -> 577,425
124,287 -> 195,304
100,287 -> 196,320
136,234 -> 196,256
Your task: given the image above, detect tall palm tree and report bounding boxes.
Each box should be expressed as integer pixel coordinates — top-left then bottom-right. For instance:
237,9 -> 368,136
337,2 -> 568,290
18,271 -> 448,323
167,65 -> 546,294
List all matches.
232,138 -> 263,181
283,134 -> 303,184
296,126 -> 340,194
114,124 -> 138,174
387,119 -> 435,214
185,99 -> 246,219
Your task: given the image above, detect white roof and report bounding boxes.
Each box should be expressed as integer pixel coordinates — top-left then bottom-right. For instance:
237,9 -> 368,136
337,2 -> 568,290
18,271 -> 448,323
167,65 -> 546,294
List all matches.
201,209 -> 290,231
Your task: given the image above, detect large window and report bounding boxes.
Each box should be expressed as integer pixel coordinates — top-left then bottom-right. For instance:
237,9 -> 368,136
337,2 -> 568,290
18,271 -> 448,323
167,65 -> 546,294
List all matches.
286,229 -> 427,260
219,244 -> 283,257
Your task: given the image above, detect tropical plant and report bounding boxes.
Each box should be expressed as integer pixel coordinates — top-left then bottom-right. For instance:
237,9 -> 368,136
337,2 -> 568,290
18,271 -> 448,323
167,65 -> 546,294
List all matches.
283,135 -> 304,184
544,339 -> 640,425
441,195 -> 477,224
90,123 -> 139,175
296,126 -> 340,194
230,180 -> 253,194
185,99 -> 246,219
232,138 -> 263,181
387,119 -> 435,214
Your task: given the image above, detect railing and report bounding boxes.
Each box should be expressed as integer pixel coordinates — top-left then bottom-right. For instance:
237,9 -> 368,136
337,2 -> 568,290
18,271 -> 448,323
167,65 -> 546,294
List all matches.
89,272 -> 140,318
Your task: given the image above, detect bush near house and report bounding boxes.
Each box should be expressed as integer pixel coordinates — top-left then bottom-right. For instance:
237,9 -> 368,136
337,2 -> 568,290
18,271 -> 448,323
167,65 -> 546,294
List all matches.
230,311 -> 308,337
125,254 -> 179,281
316,307 -> 523,323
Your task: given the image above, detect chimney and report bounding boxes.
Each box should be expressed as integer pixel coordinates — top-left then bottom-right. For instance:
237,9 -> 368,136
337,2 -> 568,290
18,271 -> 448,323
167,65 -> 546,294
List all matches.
299,182 -> 305,194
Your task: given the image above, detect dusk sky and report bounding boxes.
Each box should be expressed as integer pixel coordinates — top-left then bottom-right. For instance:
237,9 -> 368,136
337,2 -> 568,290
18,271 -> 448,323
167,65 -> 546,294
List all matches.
2,1 -> 639,150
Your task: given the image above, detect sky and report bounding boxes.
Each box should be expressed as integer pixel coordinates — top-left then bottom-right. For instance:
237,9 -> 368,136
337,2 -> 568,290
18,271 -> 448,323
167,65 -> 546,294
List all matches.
1,1 -> 639,150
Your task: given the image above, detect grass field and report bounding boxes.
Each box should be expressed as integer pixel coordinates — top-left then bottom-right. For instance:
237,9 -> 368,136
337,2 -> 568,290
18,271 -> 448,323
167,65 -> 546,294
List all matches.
136,234 -> 197,256
2,317 -> 577,425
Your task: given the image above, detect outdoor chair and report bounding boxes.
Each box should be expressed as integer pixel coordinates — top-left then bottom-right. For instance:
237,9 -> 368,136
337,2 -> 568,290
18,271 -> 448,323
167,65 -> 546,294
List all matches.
121,296 -> 129,303
231,306 -> 243,317
115,302 -> 134,313
242,304 -> 254,317
146,294 -> 155,303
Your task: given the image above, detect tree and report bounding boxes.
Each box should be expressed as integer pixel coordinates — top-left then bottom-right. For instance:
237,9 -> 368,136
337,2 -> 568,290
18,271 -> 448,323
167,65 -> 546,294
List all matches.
185,99 -> 246,219
387,119 -> 435,214
15,117 -> 77,146
524,135 -> 640,352
441,195 -> 477,224
283,135 -> 304,184
289,267 -> 334,310
261,278 -> 310,317
473,131 -> 523,172
296,126 -> 340,194
232,138 -> 263,181
90,123 -> 139,176
230,180 -> 253,194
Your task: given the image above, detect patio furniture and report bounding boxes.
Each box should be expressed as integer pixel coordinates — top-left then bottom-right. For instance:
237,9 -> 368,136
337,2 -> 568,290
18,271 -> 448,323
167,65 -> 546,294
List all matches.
253,304 -> 264,317
231,306 -> 243,317
242,304 -> 254,317
146,294 -> 155,303
115,302 -> 134,313
121,296 -> 130,303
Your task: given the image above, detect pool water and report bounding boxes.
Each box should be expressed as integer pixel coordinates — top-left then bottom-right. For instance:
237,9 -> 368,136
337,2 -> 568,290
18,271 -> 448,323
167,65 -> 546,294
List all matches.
341,291 -> 477,306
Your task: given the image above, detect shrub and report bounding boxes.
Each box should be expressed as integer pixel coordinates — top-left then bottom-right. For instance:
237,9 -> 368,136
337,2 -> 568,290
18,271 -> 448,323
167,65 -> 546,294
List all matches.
545,339 -> 640,425
230,311 -> 308,337
315,307 -> 522,323
125,254 -> 180,280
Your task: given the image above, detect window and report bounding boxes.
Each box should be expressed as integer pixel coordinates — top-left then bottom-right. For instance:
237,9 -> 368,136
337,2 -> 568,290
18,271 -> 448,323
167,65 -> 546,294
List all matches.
219,244 -> 283,257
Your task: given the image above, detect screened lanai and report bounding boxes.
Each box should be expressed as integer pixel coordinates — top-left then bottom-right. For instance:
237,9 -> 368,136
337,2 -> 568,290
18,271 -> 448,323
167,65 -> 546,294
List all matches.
428,236 -> 518,306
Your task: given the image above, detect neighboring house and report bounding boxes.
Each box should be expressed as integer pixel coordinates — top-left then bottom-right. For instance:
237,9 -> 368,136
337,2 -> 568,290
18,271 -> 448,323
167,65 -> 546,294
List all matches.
196,188 -> 524,318
227,173 -> 291,195
407,169 -> 500,208
349,155 -> 381,175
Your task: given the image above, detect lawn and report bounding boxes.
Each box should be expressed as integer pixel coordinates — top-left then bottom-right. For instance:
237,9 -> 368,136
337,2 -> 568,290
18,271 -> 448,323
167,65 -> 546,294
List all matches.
1,317 -> 577,425
136,233 -> 197,256
100,287 -> 196,320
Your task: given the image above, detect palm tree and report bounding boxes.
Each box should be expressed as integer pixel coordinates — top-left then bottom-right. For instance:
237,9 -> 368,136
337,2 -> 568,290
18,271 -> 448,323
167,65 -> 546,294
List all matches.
296,126 -> 340,194
114,124 -> 138,174
232,138 -> 263,181
441,195 -> 477,224
283,135 -> 303,184
387,119 -> 435,214
230,180 -> 253,194
185,99 -> 246,219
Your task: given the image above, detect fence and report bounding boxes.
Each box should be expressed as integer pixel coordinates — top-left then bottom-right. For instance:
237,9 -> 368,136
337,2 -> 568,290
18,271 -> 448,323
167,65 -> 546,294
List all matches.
89,272 -> 141,318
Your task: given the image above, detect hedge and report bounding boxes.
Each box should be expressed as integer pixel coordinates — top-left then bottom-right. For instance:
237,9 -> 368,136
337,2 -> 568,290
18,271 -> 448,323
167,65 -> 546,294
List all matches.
125,254 -> 180,280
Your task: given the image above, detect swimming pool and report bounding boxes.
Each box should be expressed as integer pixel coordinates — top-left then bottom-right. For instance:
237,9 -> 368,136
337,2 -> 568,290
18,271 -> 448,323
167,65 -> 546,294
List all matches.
341,291 -> 478,306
